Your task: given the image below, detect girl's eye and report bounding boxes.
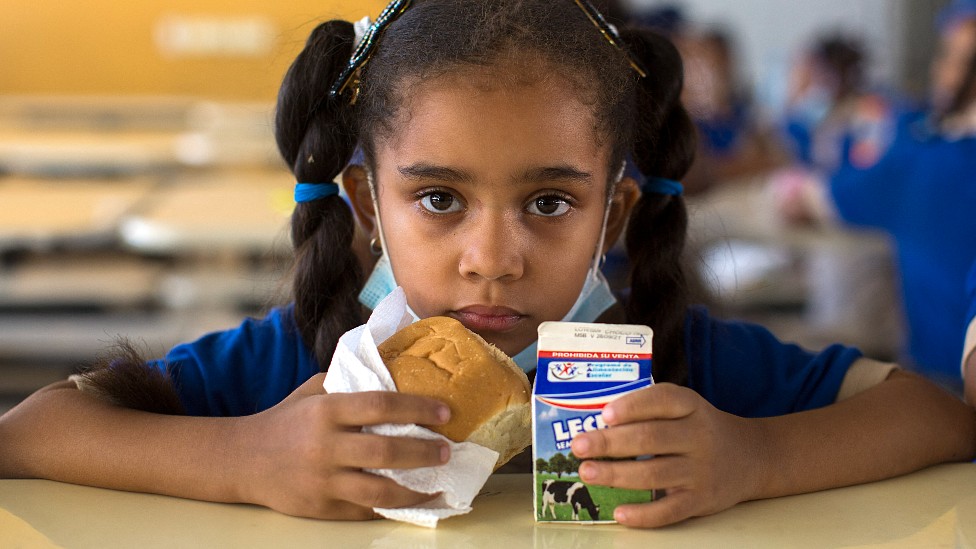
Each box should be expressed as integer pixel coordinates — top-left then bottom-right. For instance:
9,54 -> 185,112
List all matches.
419,191 -> 463,213
528,196 -> 571,217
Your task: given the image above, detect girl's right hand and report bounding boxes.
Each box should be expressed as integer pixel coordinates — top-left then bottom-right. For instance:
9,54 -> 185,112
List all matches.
236,373 -> 451,520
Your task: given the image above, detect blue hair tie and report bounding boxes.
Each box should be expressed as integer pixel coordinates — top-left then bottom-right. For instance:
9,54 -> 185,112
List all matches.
640,176 -> 684,196
623,155 -> 684,196
294,182 -> 340,203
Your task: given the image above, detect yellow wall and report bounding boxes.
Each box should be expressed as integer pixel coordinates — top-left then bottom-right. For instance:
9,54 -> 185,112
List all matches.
0,1 -> 387,100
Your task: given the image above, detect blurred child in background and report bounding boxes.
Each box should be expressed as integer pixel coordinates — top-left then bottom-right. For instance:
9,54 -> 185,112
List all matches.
779,34 -> 899,175
678,27 -> 787,195
778,0 -> 976,390
769,32 -> 905,360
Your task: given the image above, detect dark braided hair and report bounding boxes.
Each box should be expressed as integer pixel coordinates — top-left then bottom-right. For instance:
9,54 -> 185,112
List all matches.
277,0 -> 696,382
275,21 -> 364,366
620,28 -> 697,384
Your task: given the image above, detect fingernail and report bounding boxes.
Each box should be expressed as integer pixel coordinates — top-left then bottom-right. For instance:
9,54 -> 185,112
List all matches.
437,405 -> 451,423
614,508 -> 627,522
602,405 -> 616,424
573,436 -> 590,456
579,462 -> 596,482
440,444 -> 450,464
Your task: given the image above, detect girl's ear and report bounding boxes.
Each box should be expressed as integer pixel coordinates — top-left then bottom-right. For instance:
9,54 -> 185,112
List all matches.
603,175 -> 641,254
342,164 -> 377,237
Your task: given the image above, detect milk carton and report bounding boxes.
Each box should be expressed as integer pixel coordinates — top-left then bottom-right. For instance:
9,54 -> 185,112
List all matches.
532,321 -> 654,523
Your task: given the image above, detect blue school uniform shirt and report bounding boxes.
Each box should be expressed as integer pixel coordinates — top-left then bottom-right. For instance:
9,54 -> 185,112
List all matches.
829,114 -> 976,380
154,305 -> 861,418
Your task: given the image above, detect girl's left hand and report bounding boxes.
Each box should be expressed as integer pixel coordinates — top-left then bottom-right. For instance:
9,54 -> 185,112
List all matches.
570,383 -> 767,528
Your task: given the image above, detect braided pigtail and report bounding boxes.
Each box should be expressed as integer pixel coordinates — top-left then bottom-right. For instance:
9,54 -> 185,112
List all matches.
619,29 -> 697,385
275,21 -> 364,368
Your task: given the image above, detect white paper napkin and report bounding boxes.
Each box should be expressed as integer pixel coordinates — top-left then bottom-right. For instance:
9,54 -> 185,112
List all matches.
323,287 -> 499,528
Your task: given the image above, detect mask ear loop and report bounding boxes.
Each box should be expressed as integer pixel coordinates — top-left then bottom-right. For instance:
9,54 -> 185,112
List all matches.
366,169 -> 392,264
560,161 -> 625,322
366,169 -> 421,319
589,160 -> 627,273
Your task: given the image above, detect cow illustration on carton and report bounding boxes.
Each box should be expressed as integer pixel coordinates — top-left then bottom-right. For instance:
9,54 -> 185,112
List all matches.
540,480 -> 600,520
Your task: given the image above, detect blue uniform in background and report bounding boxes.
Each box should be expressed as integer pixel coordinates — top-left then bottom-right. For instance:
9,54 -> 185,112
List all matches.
830,114 -> 976,382
783,92 -> 902,173
695,100 -> 752,159
153,306 -> 860,418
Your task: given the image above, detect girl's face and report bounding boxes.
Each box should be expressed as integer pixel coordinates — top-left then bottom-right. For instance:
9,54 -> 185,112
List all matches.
371,69 -> 615,356
931,19 -> 976,112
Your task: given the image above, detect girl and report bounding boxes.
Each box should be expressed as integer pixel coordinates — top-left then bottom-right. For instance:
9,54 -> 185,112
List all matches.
1,0 -> 974,529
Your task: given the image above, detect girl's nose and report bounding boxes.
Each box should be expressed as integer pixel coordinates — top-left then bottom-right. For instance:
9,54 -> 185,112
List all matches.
458,216 -> 525,282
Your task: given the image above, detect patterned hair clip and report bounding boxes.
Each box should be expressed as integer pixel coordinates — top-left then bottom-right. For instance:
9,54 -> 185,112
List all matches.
572,0 -> 647,78
329,0 -> 412,103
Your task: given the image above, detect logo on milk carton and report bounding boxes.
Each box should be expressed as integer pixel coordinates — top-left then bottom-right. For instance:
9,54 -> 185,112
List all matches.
547,359 -> 640,383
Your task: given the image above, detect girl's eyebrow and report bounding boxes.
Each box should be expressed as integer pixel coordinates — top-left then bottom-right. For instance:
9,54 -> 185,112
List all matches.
520,166 -> 593,185
396,163 -> 593,186
398,163 -> 472,183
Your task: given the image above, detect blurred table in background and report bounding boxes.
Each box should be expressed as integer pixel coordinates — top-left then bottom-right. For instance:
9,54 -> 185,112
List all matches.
0,96 -> 292,414
686,176 -> 902,362
0,177 -> 154,250
119,169 -> 294,255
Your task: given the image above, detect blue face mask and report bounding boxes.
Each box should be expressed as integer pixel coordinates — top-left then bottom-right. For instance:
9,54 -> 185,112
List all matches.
509,268 -> 616,372
359,252 -> 398,312
789,84 -> 833,130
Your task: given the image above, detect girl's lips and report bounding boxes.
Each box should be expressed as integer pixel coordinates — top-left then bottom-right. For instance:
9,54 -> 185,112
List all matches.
453,306 -> 525,332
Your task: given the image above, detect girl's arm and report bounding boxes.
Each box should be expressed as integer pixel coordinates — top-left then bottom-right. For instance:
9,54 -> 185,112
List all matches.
571,370 -> 976,528
0,375 -> 450,520
965,348 -> 976,405
965,305 -> 976,405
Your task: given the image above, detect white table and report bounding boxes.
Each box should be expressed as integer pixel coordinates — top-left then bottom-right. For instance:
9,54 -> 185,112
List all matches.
2,465 -> 974,548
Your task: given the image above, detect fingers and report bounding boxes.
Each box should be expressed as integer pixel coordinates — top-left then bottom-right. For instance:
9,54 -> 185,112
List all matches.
324,391 -> 450,429
601,383 -> 698,425
331,470 -> 441,510
614,489 -> 700,528
571,418 -> 691,459
332,432 -> 450,470
578,456 -> 690,491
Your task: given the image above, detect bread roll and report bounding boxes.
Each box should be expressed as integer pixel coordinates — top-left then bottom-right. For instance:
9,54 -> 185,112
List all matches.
378,316 -> 532,469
